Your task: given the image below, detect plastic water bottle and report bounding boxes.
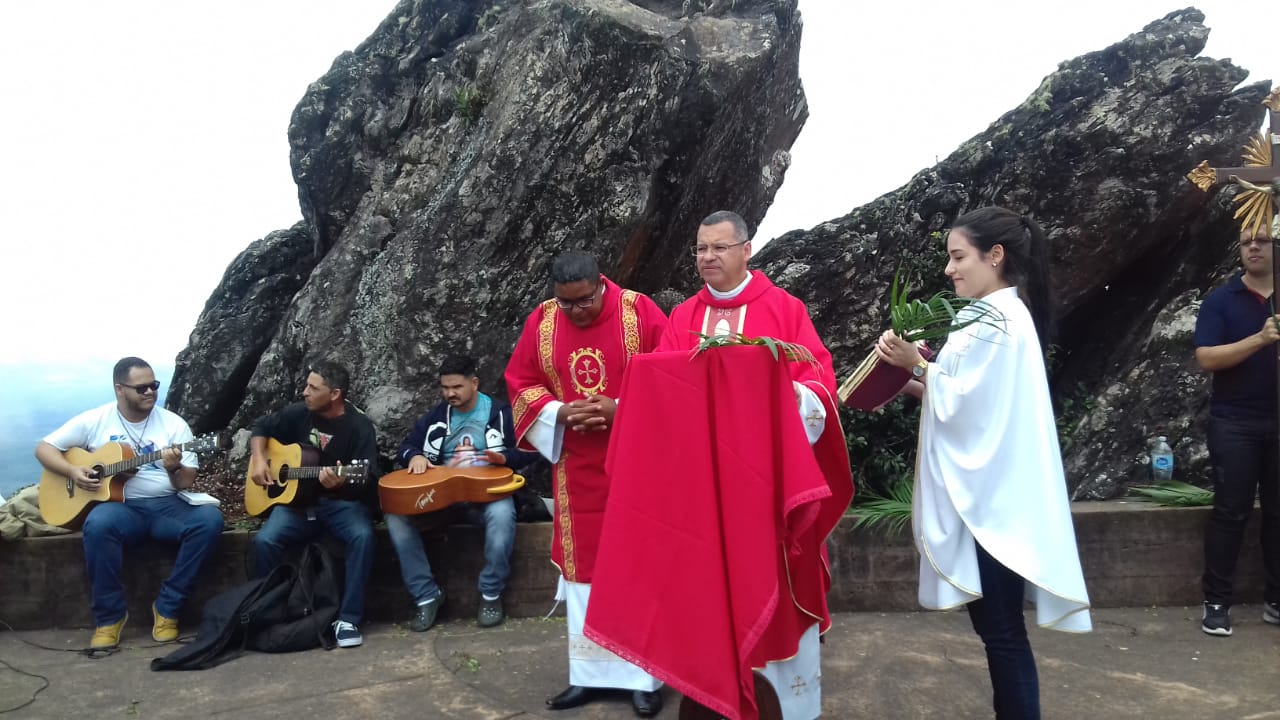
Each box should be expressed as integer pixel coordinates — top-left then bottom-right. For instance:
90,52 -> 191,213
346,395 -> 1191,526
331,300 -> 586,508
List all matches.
1151,436 -> 1174,482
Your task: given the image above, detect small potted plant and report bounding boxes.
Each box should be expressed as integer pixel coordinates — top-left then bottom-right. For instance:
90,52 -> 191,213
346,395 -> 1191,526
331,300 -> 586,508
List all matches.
839,269 -> 1003,410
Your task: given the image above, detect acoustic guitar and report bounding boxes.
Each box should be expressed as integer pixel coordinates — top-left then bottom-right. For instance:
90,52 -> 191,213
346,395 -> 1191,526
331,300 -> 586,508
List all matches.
38,433 -> 225,528
378,465 -> 525,516
244,439 -> 370,516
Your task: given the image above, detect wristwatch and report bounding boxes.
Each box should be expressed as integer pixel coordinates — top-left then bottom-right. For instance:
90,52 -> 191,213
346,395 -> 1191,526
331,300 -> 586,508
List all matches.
911,359 -> 929,378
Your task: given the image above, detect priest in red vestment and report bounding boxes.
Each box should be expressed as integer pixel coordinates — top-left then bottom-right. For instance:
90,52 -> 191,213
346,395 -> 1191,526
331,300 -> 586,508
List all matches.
504,251 -> 668,717
585,211 -> 854,720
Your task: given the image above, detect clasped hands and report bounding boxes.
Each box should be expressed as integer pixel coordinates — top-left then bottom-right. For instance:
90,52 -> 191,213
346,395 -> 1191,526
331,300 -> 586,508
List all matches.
558,394 -> 616,433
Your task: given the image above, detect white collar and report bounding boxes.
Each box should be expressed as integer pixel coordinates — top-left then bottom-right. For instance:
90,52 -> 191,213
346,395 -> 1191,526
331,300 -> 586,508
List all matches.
707,273 -> 752,301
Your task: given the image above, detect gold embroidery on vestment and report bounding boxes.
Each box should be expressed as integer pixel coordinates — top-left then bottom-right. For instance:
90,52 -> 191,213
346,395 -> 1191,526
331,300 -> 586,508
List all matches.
568,347 -> 607,396
621,290 -> 640,359
555,457 -> 575,579
537,301 -> 565,401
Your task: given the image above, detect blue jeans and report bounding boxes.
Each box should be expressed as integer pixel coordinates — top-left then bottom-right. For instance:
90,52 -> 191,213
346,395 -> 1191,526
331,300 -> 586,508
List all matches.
82,494 -> 224,626
1202,414 -> 1280,604
385,496 -> 516,603
968,543 -> 1040,720
252,498 -> 375,625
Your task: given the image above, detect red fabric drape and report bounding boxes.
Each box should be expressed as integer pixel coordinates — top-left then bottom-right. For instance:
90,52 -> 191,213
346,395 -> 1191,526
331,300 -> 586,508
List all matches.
586,346 -> 843,720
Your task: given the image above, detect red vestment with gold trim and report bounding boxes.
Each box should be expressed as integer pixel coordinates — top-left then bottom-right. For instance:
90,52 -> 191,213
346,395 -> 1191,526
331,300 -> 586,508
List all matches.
504,276 -> 668,583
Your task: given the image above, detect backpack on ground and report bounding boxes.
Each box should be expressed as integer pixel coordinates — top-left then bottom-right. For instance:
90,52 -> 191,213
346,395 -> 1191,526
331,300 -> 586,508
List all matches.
151,543 -> 341,670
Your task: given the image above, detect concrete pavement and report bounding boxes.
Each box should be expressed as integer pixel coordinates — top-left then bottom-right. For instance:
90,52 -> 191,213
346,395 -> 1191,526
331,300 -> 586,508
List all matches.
1,606 -> 1278,719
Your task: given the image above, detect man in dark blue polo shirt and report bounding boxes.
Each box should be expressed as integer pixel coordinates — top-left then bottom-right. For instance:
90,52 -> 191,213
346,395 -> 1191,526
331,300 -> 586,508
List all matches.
1194,223 -> 1280,636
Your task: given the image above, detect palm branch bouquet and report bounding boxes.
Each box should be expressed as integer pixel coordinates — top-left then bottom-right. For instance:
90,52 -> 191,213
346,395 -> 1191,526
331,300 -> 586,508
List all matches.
1128,480 -> 1213,507
839,269 -> 1004,410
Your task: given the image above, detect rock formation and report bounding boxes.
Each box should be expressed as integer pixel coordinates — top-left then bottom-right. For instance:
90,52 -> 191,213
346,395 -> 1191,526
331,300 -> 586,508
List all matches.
751,8 -> 1269,498
170,0 -> 808,460
173,4 -> 1267,502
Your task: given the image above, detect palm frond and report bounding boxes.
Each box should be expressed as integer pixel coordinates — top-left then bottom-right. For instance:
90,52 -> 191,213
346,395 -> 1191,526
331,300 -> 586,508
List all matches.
1129,480 -> 1214,507
692,332 -> 819,370
887,267 -> 1005,343
849,475 -> 914,534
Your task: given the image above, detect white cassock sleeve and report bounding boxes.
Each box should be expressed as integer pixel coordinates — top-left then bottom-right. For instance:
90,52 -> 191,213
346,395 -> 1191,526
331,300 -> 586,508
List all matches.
525,401 -> 565,463
794,382 -> 826,445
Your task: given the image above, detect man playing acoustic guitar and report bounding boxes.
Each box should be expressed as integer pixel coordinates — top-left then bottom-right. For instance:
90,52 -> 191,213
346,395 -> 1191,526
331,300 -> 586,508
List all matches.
386,354 -> 536,632
248,360 -> 379,649
34,356 -> 224,649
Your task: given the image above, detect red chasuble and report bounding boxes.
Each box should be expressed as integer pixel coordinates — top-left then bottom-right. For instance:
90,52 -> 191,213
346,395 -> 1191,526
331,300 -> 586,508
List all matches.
504,276 -> 667,583
585,271 -> 853,720
660,270 -> 853,570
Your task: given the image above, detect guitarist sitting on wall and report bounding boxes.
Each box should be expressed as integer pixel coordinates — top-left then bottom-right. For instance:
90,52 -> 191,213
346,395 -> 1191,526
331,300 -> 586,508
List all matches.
386,354 -> 537,633
34,356 -> 224,650
248,360 -> 379,649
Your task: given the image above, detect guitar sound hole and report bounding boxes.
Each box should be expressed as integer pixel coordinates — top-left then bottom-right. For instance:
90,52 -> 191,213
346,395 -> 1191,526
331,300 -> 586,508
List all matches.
267,466 -> 289,499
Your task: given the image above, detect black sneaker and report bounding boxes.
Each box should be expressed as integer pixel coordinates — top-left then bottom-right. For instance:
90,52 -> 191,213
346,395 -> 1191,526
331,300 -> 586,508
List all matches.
1263,602 -> 1280,626
409,589 -> 446,632
333,620 -> 363,648
477,596 -> 504,628
1201,602 -> 1232,636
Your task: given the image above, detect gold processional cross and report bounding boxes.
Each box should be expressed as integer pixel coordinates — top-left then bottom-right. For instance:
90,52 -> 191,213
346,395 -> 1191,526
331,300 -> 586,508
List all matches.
1187,88 -> 1280,239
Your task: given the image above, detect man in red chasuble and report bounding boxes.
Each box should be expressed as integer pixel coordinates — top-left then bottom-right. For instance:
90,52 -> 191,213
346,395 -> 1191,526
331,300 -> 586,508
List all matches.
586,211 -> 853,720
504,252 -> 668,717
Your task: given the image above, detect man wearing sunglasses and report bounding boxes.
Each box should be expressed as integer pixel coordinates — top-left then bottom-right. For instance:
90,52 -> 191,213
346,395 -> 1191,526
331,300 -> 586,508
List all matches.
35,356 -> 224,650
1196,223 -> 1280,637
505,251 -> 669,717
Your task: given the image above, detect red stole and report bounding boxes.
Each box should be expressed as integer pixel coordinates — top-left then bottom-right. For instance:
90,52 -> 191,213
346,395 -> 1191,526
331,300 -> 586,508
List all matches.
503,277 -> 668,582
586,347 -> 835,720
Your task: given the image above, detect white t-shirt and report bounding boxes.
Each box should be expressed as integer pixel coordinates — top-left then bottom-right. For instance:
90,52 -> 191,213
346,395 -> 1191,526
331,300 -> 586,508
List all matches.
43,402 -> 198,500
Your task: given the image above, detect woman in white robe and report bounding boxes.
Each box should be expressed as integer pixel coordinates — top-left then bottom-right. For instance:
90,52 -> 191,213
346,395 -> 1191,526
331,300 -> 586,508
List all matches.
876,207 -> 1091,720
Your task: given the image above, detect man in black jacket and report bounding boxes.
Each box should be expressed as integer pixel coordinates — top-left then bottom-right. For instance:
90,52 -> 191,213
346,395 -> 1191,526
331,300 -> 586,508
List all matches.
387,355 -> 535,632
249,360 -> 378,648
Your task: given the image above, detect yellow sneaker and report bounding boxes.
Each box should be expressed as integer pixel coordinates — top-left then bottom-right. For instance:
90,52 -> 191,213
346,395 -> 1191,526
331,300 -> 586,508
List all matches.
152,603 -> 179,643
90,613 -> 127,649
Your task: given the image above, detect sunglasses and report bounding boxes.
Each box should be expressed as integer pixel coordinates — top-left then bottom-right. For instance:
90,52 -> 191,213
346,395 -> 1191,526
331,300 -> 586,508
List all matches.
118,381 -> 161,394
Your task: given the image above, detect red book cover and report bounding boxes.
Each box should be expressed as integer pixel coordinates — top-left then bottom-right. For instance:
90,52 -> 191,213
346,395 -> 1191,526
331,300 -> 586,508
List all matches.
838,344 -> 932,410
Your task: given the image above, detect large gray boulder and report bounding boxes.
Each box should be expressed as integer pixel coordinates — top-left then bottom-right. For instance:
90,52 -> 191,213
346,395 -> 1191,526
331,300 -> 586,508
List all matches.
171,0 -> 808,454
751,8 -> 1269,498
173,4 -> 1266,503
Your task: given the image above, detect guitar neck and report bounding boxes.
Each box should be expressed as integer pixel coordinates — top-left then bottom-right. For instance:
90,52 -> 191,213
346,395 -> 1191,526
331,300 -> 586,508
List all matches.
283,466 -> 351,480
101,441 -> 192,477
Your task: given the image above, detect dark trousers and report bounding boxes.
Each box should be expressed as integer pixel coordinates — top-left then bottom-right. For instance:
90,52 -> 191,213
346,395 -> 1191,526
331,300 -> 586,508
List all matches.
1202,415 -> 1280,604
252,498 -> 375,625
968,543 -> 1040,720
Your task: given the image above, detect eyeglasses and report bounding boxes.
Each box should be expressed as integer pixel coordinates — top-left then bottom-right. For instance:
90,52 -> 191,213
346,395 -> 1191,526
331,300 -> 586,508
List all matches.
554,292 -> 597,310
118,381 -> 161,394
692,241 -> 747,257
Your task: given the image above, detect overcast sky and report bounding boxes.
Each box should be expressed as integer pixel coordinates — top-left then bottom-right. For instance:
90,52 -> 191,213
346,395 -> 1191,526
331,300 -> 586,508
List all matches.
0,1 -> 1271,369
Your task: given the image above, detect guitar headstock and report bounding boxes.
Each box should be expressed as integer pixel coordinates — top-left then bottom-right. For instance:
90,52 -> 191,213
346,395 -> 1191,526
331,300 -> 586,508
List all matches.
337,459 -> 370,484
187,433 -> 230,455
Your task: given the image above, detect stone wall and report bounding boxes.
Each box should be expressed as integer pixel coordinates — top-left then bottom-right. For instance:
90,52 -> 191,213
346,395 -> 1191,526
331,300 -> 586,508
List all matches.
0,503 -> 1259,630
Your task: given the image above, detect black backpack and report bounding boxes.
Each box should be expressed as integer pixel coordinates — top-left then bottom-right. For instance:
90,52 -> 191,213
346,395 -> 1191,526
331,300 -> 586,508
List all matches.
151,543 -> 341,671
